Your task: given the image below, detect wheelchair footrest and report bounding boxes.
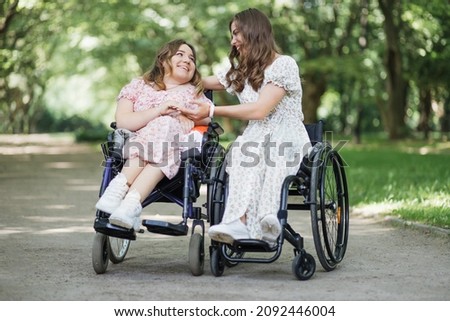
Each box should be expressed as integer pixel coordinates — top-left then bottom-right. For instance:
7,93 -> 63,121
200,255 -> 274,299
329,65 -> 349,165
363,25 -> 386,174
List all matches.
94,217 -> 137,240
142,219 -> 188,236
232,239 -> 276,252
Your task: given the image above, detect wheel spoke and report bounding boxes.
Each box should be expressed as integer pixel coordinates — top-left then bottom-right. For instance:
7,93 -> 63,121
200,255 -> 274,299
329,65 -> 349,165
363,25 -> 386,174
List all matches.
108,237 -> 130,264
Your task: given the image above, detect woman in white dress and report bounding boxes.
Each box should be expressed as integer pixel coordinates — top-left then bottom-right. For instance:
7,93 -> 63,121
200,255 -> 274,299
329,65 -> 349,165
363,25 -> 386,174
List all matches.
180,8 -> 311,244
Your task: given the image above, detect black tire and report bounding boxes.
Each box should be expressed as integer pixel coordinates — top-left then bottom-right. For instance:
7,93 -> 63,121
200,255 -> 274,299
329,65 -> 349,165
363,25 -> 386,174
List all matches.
321,151 -> 349,264
292,251 -> 316,280
206,145 -> 224,223
188,233 -> 204,276
208,156 -> 241,269
210,156 -> 229,226
108,237 -> 130,264
92,233 -> 109,274
310,143 -> 349,271
210,247 -> 225,277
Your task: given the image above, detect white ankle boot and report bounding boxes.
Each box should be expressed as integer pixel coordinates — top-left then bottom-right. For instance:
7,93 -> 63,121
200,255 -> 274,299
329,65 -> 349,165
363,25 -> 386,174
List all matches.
96,173 -> 129,214
109,189 -> 142,230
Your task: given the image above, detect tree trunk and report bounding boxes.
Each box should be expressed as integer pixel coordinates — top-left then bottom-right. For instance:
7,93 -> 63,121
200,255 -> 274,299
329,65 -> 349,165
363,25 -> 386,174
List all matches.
353,105 -> 363,144
378,0 -> 409,139
440,95 -> 450,137
417,87 -> 432,139
301,73 -> 327,124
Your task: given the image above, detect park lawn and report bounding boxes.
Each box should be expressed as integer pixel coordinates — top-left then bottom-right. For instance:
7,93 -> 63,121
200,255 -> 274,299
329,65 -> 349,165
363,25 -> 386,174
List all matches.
338,138 -> 450,229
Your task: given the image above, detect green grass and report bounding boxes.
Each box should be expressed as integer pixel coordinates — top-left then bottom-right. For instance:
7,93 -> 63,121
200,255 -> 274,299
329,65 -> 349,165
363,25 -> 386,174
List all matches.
338,138 -> 450,229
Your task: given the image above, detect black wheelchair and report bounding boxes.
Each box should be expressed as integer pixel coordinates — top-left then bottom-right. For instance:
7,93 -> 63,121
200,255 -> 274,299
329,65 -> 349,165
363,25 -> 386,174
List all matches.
91,114 -> 349,281
92,120 -> 225,276
208,120 -> 349,280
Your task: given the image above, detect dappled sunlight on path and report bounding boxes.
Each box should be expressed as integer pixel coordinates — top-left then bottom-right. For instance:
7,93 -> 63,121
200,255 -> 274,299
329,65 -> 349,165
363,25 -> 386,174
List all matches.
0,133 -> 93,155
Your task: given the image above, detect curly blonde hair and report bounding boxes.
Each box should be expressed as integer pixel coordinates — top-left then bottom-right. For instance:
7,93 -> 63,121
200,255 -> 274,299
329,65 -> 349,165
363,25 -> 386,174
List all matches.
226,8 -> 280,93
142,39 -> 204,96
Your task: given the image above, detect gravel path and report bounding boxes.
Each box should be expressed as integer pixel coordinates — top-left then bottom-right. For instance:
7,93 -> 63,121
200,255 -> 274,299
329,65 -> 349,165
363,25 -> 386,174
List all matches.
0,135 -> 449,302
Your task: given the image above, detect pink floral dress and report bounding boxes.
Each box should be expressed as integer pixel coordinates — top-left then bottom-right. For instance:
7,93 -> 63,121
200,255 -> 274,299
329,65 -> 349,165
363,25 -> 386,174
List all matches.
117,78 -> 212,179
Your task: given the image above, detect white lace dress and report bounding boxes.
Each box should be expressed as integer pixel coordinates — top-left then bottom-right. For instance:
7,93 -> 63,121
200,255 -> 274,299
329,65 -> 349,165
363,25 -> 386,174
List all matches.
217,55 -> 311,239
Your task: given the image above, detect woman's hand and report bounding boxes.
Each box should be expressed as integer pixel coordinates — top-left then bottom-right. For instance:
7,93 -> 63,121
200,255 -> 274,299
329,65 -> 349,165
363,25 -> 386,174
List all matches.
177,114 -> 195,134
177,100 -> 210,121
158,100 -> 182,117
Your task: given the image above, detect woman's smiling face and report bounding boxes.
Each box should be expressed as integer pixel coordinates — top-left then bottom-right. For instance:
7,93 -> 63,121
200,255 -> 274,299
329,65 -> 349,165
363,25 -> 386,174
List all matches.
230,21 -> 245,55
165,44 -> 196,84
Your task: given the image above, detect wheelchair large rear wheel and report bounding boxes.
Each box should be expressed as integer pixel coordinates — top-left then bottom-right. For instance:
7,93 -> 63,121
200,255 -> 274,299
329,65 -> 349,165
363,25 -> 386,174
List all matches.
206,144 -> 225,224
310,143 -> 349,271
108,237 -> 130,264
210,156 -> 229,226
209,157 -> 244,267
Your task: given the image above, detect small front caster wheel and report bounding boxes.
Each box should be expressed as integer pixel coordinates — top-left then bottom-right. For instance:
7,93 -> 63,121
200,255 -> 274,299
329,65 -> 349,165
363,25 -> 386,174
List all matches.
188,233 -> 204,276
292,251 -> 316,280
92,233 -> 109,274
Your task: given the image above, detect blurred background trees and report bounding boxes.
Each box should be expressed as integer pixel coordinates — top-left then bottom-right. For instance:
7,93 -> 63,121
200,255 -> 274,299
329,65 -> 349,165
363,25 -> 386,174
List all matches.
1,0 -> 449,142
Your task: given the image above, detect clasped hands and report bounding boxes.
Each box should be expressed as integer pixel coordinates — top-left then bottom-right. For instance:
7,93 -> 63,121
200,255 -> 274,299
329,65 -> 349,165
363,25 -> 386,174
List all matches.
158,100 -> 207,134
159,100 -> 210,121
158,99 -> 211,133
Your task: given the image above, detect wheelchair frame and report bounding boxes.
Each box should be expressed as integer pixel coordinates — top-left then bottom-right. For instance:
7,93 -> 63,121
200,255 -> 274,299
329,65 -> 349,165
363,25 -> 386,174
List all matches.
91,117 -> 349,281
207,120 -> 349,280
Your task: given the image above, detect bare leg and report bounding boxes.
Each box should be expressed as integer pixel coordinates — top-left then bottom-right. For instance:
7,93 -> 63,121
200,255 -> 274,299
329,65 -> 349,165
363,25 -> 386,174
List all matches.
120,157 -> 146,186
129,163 -> 165,202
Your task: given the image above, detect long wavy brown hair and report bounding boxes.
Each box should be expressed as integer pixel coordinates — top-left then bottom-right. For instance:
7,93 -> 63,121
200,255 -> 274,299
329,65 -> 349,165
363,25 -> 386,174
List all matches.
143,39 -> 204,96
226,8 -> 280,93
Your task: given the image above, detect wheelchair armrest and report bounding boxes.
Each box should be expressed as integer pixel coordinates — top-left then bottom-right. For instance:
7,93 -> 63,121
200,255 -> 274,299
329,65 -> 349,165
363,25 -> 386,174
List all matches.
103,126 -> 132,161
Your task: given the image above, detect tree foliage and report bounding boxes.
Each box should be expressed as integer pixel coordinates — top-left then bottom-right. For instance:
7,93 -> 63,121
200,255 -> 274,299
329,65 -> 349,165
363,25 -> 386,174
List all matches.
1,0 -> 448,141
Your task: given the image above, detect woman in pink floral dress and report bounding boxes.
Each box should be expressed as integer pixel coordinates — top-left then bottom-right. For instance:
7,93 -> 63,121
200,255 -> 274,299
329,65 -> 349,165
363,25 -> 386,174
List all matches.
96,39 -> 213,230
